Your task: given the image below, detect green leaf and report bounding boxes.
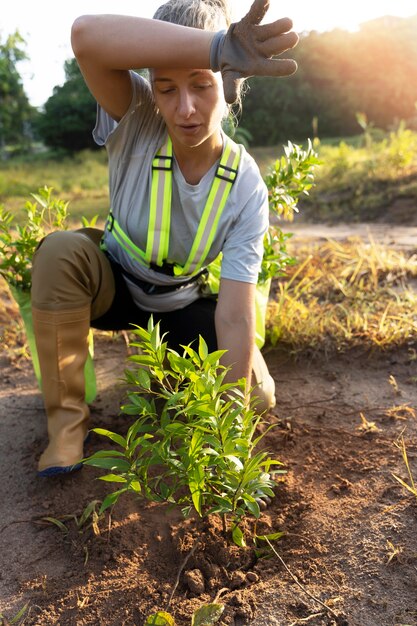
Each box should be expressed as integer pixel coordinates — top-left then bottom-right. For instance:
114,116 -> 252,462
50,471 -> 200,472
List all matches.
31,192 -> 48,207
256,531 -> 285,542
198,335 -> 208,361
129,480 -> 142,493
167,352 -> 192,375
205,350 -> 227,366
128,354 -> 156,366
83,449 -> 126,458
98,474 -> 128,483
190,483 -> 203,516
99,489 -> 126,514
181,344 -> 198,360
92,428 -> 127,448
208,495 -> 234,512
144,611 -> 176,625
135,367 -> 152,390
224,455 -> 244,470
77,500 -> 101,528
9,602 -> 29,624
232,525 -> 246,547
191,603 -> 225,626
83,456 -> 130,472
150,323 -> 161,350
127,419 -> 155,442
41,517 -> 68,533
243,497 -> 260,518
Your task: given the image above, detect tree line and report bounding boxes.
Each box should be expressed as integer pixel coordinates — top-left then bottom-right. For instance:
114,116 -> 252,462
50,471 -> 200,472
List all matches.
241,14 -> 417,145
1,13 -> 417,154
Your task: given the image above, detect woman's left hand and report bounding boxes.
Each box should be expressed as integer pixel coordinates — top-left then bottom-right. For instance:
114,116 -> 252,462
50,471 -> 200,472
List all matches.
210,0 -> 299,103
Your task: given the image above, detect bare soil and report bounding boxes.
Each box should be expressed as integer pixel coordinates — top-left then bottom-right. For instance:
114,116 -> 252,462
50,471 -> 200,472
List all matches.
1,224 -> 417,626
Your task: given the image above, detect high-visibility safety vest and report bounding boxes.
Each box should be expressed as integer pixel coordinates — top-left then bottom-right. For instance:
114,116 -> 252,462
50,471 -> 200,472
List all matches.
102,134 -> 241,279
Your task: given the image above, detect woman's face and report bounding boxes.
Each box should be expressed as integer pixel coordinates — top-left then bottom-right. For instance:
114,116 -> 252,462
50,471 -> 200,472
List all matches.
152,68 -> 226,152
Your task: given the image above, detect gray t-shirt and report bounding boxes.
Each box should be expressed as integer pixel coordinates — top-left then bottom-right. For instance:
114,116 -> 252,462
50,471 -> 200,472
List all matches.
93,72 -> 268,312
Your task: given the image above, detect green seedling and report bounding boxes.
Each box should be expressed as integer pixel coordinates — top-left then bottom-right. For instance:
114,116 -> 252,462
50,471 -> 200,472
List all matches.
0,188 -> 98,398
81,214 -> 99,228
260,139 -> 320,284
41,499 -> 102,537
42,501 -> 103,567
0,186 -> 69,292
84,318 -> 283,544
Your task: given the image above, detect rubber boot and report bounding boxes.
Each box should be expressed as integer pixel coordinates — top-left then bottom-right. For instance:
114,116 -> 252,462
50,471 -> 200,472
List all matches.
32,306 -> 91,476
251,345 -> 276,414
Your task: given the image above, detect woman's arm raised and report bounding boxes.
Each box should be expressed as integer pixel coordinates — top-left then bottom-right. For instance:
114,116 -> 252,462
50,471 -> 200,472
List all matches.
71,15 -> 215,121
71,1 -> 298,120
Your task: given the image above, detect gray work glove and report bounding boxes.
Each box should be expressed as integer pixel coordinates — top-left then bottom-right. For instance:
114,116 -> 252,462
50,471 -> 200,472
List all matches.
210,0 -> 298,104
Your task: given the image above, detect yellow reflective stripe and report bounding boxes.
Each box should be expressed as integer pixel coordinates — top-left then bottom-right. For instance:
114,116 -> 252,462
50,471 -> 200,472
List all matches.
158,162 -> 172,265
180,139 -> 240,276
146,169 -> 159,263
193,176 -> 233,274
147,136 -> 172,266
111,219 -> 148,267
180,176 -> 223,276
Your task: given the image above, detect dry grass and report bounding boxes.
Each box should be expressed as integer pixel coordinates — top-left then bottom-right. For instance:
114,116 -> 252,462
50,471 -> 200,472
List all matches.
1,230 -> 417,362
266,236 -> 417,354
392,434 -> 417,500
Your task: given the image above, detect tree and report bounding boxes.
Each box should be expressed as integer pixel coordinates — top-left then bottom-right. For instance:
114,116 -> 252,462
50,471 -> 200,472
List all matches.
35,58 -> 97,152
240,15 -> 417,146
0,31 -> 34,153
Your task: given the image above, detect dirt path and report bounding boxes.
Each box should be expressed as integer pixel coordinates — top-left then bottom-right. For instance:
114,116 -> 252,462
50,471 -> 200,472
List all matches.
289,221 -> 417,249
1,224 -> 417,626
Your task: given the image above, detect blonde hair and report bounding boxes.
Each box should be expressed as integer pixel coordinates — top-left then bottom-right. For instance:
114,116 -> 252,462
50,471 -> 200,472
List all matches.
153,0 -> 231,31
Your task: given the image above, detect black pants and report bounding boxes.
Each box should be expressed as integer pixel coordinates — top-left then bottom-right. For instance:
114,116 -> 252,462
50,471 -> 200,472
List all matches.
91,258 -> 218,352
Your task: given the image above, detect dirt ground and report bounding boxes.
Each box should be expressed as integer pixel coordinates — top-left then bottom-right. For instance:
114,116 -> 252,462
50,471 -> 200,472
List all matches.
1,223 -> 417,626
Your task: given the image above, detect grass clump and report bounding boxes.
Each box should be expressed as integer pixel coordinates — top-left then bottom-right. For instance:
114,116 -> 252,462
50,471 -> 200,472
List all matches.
300,124 -> 417,222
266,236 -> 417,354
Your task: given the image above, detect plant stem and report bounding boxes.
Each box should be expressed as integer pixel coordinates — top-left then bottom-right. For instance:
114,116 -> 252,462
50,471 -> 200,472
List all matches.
222,514 -> 227,535
165,538 -> 200,609
264,538 -> 340,620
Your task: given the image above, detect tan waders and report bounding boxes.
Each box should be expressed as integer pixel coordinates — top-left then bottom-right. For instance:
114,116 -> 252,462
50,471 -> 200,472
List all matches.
31,228 -> 115,476
33,306 -> 91,476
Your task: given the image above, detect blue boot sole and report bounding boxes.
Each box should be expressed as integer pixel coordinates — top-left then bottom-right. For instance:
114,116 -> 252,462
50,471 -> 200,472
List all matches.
37,462 -> 83,477
37,433 -> 91,477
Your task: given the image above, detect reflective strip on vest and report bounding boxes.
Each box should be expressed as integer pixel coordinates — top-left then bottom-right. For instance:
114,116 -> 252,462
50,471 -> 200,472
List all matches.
104,215 -> 148,267
104,134 -> 240,277
146,139 -> 173,267
180,138 -> 240,276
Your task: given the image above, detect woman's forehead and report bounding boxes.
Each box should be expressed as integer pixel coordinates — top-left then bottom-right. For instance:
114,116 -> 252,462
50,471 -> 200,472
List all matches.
152,68 -> 215,82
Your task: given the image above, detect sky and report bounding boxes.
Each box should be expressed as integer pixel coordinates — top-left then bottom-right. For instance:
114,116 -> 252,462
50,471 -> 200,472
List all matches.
3,1 -> 417,107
